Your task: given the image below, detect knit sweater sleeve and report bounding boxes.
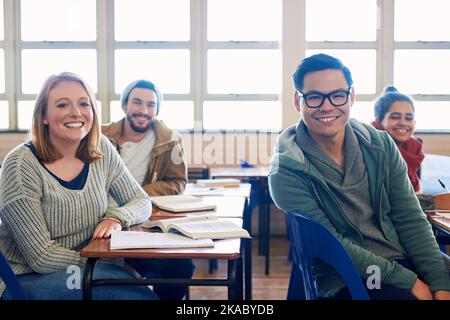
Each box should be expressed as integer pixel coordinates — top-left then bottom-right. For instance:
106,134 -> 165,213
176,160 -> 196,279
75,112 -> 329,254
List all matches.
101,136 -> 152,227
0,147 -> 84,274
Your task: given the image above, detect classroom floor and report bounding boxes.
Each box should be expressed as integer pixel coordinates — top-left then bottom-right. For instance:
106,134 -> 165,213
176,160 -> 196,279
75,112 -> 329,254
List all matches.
189,236 -> 292,300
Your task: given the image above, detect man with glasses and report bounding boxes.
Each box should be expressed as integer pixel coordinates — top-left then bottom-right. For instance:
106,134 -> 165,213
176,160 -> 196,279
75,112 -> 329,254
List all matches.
268,53 -> 450,300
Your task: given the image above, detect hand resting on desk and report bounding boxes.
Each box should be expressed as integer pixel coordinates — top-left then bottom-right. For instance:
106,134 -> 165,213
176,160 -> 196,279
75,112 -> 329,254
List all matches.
93,219 -> 122,239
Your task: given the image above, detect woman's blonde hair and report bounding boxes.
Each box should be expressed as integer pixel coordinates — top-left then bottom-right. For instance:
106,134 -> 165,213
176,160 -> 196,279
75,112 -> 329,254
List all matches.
30,72 -> 103,163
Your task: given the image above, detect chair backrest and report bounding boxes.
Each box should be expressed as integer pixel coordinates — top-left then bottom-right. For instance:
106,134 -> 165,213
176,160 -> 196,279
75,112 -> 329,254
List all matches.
0,251 -> 27,300
285,211 -> 369,300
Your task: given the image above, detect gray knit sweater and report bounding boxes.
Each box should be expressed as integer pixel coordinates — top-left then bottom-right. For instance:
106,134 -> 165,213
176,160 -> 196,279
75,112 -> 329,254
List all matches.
0,135 -> 152,296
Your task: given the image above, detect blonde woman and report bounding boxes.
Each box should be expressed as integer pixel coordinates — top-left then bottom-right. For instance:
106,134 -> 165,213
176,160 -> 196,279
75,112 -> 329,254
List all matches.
0,72 -> 157,300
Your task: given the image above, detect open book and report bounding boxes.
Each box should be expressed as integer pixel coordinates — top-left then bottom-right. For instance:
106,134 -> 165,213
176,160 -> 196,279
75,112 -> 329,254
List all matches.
150,195 -> 217,212
196,178 -> 241,188
141,215 -> 251,240
110,231 -> 214,250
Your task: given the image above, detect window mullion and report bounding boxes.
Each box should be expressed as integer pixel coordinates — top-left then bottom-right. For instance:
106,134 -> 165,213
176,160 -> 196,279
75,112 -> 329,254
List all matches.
191,0 -> 206,131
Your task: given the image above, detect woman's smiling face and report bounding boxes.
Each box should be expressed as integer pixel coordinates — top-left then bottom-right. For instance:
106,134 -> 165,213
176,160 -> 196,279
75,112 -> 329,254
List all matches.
43,80 -> 93,145
381,101 -> 415,144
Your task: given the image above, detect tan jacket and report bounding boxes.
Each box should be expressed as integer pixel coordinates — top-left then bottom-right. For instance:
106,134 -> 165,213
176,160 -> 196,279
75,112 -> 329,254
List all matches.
102,119 -> 187,196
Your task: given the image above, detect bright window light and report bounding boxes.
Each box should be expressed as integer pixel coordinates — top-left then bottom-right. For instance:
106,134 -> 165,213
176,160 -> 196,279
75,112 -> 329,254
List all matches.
306,50 -> 376,94
0,50 -> 4,92
395,0 -> 450,41
203,101 -> 281,130
115,50 -> 190,94
350,101 -> 375,125
207,0 -> 281,41
306,0 -> 377,41
110,101 -> 123,122
0,1 -> 4,41
394,50 -> 450,94
21,0 -> 96,41
208,50 -> 281,94
414,101 -> 450,130
18,101 -> 34,130
114,0 -> 189,41
158,101 -> 194,129
21,49 -> 97,94
0,101 -> 8,129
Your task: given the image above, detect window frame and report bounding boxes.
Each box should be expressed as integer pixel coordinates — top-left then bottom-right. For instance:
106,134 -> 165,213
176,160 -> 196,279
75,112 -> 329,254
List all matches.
1,0 -> 450,133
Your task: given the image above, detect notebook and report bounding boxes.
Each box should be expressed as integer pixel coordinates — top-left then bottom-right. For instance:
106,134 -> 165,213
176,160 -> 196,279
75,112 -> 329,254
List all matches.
141,215 -> 251,240
110,231 -> 214,250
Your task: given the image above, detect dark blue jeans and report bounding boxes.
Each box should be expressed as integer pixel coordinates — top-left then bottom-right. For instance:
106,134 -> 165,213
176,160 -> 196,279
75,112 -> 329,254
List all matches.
125,258 -> 195,300
1,262 -> 158,300
331,259 -> 418,300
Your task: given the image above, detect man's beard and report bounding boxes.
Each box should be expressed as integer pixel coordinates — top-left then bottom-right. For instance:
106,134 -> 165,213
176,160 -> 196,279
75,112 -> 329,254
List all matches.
127,113 -> 152,133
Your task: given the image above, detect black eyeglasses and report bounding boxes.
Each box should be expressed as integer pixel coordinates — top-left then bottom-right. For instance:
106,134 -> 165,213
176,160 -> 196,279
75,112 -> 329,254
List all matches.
298,88 -> 352,108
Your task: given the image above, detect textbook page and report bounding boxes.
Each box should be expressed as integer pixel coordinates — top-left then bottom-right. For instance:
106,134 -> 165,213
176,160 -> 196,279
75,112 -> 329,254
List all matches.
110,231 -> 214,249
168,220 -> 251,240
141,214 -> 218,232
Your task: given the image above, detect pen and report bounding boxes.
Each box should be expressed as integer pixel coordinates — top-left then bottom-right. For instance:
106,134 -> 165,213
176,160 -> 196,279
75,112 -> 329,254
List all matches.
438,179 -> 449,192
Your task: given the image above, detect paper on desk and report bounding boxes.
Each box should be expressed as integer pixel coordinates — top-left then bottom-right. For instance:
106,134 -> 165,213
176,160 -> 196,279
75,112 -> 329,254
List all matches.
110,231 -> 215,250
184,186 -> 225,196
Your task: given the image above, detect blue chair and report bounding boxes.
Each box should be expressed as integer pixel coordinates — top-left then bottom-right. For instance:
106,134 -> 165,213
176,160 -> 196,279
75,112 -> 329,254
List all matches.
285,211 -> 369,300
0,251 -> 27,300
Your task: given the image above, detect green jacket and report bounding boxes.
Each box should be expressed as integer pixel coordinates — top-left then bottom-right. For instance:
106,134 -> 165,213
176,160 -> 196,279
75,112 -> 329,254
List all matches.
102,118 -> 187,196
269,119 -> 450,297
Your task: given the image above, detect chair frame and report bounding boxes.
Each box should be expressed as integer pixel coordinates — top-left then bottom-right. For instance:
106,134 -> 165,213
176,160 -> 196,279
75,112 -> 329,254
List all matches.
0,251 -> 27,300
285,211 -> 369,300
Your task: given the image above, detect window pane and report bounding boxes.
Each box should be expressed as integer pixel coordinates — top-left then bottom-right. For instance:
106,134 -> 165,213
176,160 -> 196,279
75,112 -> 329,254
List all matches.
115,0 -> 189,41
0,1 -> 4,41
306,50 -> 376,94
21,0 -> 96,41
415,101 -> 450,130
110,101 -> 123,122
394,50 -> 450,94
95,101 -> 102,125
203,101 -> 281,130
207,0 -> 281,41
208,50 -> 281,94
115,50 -> 190,94
22,49 -> 97,94
306,0 -> 377,41
0,50 -> 4,92
18,101 -> 34,130
0,101 -> 8,129
158,101 -> 194,129
110,100 -> 193,129
395,0 -> 450,41
350,101 -> 374,125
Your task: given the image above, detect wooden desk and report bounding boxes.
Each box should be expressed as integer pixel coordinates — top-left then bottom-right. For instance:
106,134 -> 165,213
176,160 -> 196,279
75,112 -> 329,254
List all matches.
209,166 -> 271,276
81,198 -> 247,300
426,213 -> 450,254
184,183 -> 253,300
427,214 -> 450,236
